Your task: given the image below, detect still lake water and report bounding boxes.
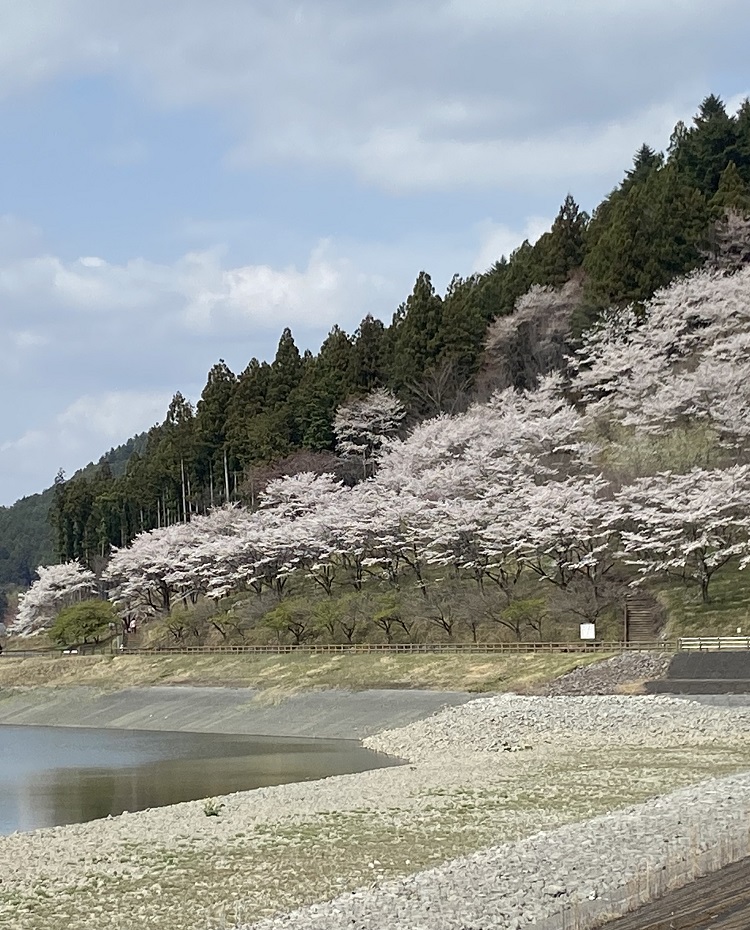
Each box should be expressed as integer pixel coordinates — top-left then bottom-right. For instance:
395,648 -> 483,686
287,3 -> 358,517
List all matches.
0,725 -> 396,835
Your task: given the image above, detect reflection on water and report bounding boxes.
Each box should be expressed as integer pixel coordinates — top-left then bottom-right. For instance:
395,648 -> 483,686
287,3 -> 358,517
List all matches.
0,725 -> 396,834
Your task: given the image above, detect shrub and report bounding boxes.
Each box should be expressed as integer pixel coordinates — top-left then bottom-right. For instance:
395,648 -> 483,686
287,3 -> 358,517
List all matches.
49,600 -> 116,647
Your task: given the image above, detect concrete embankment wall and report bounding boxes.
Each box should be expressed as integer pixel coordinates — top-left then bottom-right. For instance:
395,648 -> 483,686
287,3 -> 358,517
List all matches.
647,651 -> 750,694
0,686 -> 474,739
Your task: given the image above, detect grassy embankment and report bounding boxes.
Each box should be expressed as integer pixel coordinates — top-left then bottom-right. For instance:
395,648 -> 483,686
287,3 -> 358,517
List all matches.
0,650 -> 612,695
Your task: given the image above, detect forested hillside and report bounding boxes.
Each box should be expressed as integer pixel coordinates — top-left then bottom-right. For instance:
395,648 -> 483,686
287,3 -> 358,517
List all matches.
5,95 -> 750,642
15,262 -> 750,646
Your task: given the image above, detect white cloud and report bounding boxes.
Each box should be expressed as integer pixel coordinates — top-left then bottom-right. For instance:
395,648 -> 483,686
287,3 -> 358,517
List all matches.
352,104 -> 697,192
1,391 -> 169,457
0,242 -> 395,335
0,430 -> 44,456
0,230 -> 423,504
56,391 -> 169,442
98,138 -> 148,166
726,90 -> 750,114
179,242 -> 383,333
10,329 -> 48,349
0,1 -> 116,96
0,214 -> 46,261
0,2 -> 745,193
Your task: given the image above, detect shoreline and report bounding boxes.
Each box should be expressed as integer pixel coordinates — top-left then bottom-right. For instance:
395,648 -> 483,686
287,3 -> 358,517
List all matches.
2,689 -> 750,929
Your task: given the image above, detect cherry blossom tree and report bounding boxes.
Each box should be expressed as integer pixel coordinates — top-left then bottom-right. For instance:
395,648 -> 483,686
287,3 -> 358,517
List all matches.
506,476 -> 624,626
259,472 -> 345,518
364,491 -> 437,595
334,388 -> 405,477
298,482 -> 384,592
572,267 -> 750,453
14,561 -> 97,636
509,477 -> 620,589
105,516 -> 216,618
377,374 -> 594,507
423,494 -> 527,602
617,465 -> 750,600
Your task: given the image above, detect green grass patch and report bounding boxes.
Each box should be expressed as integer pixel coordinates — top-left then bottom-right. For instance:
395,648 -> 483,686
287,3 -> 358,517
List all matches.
659,562 -> 750,638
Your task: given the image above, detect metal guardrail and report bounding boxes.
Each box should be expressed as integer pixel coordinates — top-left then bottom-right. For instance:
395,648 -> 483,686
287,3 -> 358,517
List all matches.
678,636 -> 750,651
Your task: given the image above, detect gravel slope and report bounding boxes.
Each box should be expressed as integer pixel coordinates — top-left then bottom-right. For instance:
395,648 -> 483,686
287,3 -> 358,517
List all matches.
241,694 -> 750,930
2,682 -> 750,930
531,651 -> 673,696
243,775 -> 750,930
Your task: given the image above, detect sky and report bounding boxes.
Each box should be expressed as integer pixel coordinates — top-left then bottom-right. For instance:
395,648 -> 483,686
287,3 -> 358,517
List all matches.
0,0 -> 749,507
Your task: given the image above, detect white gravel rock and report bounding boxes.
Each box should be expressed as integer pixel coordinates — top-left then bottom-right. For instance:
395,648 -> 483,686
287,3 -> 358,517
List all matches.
535,651 -> 673,696
364,693 -> 750,762
242,772 -> 750,930
239,694 -> 750,930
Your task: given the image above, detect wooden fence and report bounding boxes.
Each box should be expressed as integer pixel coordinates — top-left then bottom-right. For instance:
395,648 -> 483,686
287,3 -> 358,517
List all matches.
2,640 -> 692,659
92,640 -> 673,656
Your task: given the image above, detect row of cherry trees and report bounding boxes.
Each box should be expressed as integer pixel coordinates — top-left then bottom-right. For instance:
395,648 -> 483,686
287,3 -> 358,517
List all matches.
36,95 -> 750,573
15,266 -> 750,640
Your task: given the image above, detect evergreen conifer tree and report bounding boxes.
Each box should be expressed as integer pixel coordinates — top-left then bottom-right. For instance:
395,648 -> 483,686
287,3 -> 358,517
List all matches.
710,161 -> 750,215
225,358 -> 271,469
670,95 -> 738,196
532,194 -> 588,285
585,164 -> 708,308
266,328 -> 303,409
195,360 -> 237,503
389,271 -> 444,392
731,98 -> 750,182
352,315 -> 388,390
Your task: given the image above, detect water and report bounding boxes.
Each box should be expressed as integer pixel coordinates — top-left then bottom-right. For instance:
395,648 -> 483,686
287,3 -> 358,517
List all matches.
0,725 -> 396,834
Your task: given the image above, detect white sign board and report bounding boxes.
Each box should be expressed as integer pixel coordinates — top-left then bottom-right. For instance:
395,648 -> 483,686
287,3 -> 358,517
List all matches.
580,623 -> 596,640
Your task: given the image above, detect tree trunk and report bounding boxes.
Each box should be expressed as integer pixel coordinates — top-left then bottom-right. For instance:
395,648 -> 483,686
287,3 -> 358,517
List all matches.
180,457 -> 188,523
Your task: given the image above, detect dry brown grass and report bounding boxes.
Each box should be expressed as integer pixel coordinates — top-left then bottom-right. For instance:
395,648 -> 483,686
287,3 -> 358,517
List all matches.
0,652 -> 611,694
